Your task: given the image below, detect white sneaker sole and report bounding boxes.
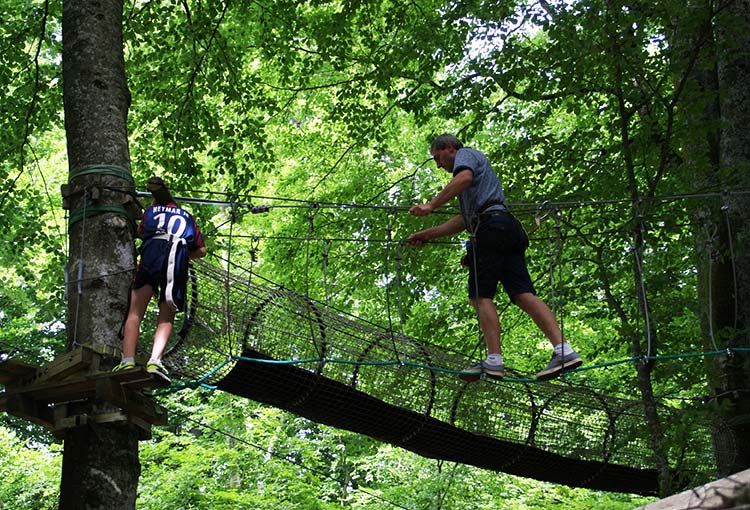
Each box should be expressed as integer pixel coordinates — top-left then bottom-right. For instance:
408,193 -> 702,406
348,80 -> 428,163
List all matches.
536,356 -> 582,380
147,368 -> 171,384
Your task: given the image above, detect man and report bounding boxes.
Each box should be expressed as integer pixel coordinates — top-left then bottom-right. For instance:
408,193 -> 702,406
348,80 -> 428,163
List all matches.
407,134 -> 581,381
112,177 -> 207,383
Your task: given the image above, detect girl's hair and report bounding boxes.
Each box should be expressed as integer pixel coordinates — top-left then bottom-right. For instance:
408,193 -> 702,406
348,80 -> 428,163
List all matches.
146,176 -> 176,205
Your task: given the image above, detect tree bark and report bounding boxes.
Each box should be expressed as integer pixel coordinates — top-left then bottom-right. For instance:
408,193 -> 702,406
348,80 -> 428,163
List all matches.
60,1 -> 140,508
711,0 -> 750,476
674,0 -> 750,477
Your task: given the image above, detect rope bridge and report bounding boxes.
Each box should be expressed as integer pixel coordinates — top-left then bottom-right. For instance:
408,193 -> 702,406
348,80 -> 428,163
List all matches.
151,257 -> 664,495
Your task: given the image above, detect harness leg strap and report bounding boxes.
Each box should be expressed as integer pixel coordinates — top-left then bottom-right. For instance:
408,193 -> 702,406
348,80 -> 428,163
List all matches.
164,236 -> 187,311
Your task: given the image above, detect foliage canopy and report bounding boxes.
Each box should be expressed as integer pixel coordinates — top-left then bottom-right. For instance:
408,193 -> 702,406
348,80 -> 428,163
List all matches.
2,0 -> 746,506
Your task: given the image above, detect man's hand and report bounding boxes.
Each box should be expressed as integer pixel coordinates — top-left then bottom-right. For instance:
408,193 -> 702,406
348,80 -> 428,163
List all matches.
406,231 -> 430,247
409,203 -> 433,217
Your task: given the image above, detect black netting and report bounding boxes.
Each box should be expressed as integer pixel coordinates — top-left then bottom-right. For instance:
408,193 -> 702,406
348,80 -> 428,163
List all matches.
151,259 -> 659,494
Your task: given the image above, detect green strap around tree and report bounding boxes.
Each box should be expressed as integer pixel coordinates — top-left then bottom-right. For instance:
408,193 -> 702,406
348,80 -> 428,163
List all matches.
68,205 -> 136,230
68,164 -> 134,183
67,164 -> 137,231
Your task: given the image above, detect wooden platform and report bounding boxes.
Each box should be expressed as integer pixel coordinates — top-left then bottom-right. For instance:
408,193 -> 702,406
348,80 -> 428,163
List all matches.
637,468 -> 750,509
0,345 -> 169,439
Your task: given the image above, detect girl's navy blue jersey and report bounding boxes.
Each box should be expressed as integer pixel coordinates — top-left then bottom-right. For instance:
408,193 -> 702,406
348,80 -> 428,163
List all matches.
140,203 -> 201,245
134,202 -> 205,310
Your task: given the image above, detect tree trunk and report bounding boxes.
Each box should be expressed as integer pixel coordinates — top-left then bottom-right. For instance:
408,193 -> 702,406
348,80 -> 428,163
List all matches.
711,0 -> 750,476
60,1 -> 140,508
630,222 -> 672,494
675,0 -> 750,477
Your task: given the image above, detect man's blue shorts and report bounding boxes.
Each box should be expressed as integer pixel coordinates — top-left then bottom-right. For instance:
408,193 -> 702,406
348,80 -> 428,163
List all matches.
465,213 -> 535,302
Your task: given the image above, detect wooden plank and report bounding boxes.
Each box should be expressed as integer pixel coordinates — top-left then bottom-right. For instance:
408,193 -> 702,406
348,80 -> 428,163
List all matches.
110,367 -> 171,390
0,346 -> 105,388
1,346 -> 123,388
2,375 -> 97,404
95,378 -> 168,426
0,349 -> 91,389
127,414 -> 153,441
54,409 -> 129,430
51,406 -> 152,440
0,359 -> 40,386
637,468 -> 750,509
5,394 -> 55,430
55,412 -> 92,430
0,366 -> 170,408
88,343 -> 121,361
34,347 -> 93,384
1,362 -> 169,438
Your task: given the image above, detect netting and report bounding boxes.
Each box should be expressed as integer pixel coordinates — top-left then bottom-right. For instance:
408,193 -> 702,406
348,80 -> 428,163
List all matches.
151,258 -> 662,494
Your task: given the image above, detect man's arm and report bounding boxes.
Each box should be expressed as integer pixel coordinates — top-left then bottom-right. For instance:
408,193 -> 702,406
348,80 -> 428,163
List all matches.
407,215 -> 465,246
409,169 -> 472,217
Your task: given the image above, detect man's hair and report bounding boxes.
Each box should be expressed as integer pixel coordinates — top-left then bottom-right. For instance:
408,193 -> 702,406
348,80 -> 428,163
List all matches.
431,134 -> 463,152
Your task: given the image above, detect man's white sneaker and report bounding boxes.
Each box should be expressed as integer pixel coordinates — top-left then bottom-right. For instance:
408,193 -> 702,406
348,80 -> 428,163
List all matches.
536,350 -> 582,380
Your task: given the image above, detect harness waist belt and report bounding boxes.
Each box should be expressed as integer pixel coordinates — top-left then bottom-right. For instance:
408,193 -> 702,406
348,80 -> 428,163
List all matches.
478,210 -> 510,217
472,210 -> 512,230
477,201 -> 506,214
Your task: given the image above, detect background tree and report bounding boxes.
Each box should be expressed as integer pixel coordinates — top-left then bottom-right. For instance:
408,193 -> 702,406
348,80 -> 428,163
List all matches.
671,0 -> 750,476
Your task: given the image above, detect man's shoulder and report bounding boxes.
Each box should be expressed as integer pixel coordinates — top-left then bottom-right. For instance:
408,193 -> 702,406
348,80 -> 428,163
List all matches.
455,147 -> 488,170
458,147 -> 487,159
457,147 -> 488,160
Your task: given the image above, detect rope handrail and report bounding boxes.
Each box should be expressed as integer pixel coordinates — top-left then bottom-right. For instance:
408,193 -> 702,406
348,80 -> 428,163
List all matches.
135,186 -> 750,214
159,347 -> 750,394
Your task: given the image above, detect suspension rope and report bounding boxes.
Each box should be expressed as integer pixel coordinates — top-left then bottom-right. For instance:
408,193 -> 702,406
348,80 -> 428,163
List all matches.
321,239 -> 331,308
721,193 -> 740,337
225,202 -> 237,342
235,236 -> 260,357
468,215 -> 486,360
70,187 -> 89,348
150,186 -> 750,215
176,264 -> 199,342
304,204 -> 317,300
382,208 -> 402,363
548,209 -> 564,334
630,238 -> 653,359
68,164 -> 134,182
393,240 -> 408,357
702,217 -> 719,350
67,165 -> 138,231
302,203 -> 325,359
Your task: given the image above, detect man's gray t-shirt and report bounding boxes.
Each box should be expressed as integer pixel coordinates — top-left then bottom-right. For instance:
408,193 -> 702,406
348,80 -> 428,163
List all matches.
453,147 -> 506,230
